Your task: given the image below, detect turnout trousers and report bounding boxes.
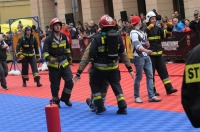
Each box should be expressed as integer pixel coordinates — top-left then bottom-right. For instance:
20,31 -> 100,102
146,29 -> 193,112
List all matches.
48,66 -> 74,102
90,68 -> 127,110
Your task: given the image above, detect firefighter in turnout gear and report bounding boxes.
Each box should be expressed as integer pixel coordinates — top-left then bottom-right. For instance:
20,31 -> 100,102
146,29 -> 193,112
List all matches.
144,11 -> 178,95
74,40 -> 133,112
182,44 -> 200,128
16,26 -> 42,87
43,18 -> 74,107
73,42 -> 109,112
89,14 -> 134,114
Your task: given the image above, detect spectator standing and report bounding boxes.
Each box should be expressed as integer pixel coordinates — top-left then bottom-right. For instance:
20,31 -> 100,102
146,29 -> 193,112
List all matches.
83,22 -> 90,36
32,25 -> 37,33
189,10 -> 200,31
130,16 -> 161,103
182,19 -> 191,32
68,23 -> 77,39
17,21 -> 23,31
61,23 -> 72,45
90,20 -> 98,35
172,17 -> 185,33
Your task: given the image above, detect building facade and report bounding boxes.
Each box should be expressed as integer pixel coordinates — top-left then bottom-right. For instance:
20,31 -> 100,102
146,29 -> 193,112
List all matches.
0,0 -> 31,24
1,0 -> 200,31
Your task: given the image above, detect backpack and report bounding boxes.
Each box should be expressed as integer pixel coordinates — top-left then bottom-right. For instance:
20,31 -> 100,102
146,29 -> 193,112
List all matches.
104,29 -> 119,60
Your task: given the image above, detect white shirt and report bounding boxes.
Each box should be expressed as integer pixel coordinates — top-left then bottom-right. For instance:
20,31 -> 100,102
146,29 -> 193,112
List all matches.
130,29 -> 147,56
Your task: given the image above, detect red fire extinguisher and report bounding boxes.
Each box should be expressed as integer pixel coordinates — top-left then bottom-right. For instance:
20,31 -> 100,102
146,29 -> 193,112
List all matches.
45,99 -> 61,132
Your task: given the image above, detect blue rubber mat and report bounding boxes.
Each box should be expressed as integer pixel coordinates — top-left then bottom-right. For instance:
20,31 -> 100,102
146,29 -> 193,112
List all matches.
0,94 -> 198,132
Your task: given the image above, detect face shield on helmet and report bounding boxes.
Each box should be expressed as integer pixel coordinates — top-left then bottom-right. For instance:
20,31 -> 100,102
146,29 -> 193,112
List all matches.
146,11 -> 156,23
49,17 -> 62,30
99,14 -> 115,29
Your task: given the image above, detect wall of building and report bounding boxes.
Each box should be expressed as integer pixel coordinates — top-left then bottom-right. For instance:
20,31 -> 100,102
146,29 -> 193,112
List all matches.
184,0 -> 200,20
0,0 -> 31,24
81,0 -> 105,24
146,0 -> 174,19
57,0 -> 72,24
30,0 -> 55,31
113,0 -> 138,22
2,0 -> 200,31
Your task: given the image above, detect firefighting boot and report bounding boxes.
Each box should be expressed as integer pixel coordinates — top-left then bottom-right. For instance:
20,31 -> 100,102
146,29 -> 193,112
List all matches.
36,80 -> 42,87
116,107 -> 127,114
165,84 -> 178,95
23,80 -> 26,87
64,100 -> 72,107
96,106 -> 106,115
53,97 -> 60,108
86,98 -> 96,112
60,91 -> 72,107
167,88 -> 178,95
95,99 -> 106,115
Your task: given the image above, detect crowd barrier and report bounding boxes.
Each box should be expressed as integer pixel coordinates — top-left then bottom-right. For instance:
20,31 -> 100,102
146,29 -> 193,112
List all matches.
161,31 -> 200,61
71,31 -> 200,62
70,36 -> 134,61
7,31 -> 200,62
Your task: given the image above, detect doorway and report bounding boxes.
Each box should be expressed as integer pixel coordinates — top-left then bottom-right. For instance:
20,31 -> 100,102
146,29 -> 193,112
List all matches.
173,0 -> 185,19
104,0 -> 114,18
137,0 -> 146,15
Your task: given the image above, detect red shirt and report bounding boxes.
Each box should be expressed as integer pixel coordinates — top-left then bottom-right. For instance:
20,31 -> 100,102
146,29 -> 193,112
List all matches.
61,29 -> 72,45
182,27 -> 192,32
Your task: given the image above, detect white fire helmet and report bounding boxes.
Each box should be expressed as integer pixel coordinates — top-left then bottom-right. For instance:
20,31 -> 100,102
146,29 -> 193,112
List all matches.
146,11 -> 156,23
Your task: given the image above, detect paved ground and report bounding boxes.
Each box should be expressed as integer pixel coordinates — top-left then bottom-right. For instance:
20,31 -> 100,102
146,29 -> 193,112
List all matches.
0,63 -> 199,132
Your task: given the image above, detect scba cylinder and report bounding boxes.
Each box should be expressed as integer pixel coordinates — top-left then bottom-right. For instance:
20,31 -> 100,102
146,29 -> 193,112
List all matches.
45,101 -> 61,132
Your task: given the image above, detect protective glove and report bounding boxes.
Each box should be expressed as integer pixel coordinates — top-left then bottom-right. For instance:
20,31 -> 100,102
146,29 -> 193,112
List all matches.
73,70 -> 82,83
19,55 -> 25,60
147,24 -> 154,30
49,57 -> 57,63
167,22 -> 173,28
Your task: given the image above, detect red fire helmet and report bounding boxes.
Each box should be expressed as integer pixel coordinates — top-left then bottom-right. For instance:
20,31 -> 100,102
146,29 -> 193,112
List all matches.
99,14 -> 115,29
49,17 -> 62,30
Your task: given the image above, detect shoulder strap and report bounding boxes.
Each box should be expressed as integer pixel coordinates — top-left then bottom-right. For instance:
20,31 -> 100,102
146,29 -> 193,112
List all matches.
130,30 -> 142,42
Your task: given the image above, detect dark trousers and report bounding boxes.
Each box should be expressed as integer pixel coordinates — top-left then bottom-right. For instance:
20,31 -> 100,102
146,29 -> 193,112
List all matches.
21,56 -> 40,82
90,68 -> 127,109
150,55 -> 173,92
0,61 -> 8,88
88,66 -> 109,99
48,66 -> 74,102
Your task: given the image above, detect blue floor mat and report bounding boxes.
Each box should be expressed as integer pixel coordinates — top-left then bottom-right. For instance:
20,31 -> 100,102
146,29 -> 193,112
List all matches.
0,94 -> 198,132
